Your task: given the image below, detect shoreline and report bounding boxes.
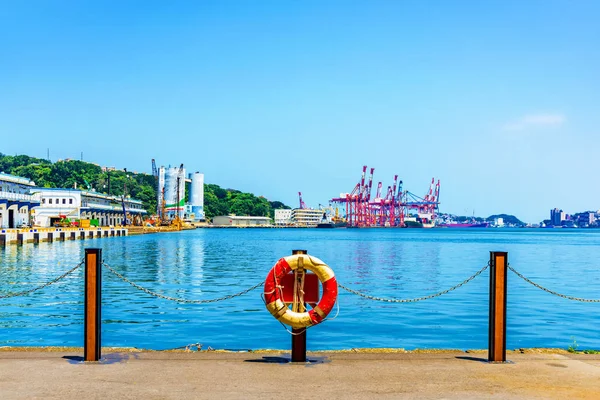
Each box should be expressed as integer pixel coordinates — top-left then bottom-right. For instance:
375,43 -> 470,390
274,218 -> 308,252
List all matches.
0,346 -> 582,355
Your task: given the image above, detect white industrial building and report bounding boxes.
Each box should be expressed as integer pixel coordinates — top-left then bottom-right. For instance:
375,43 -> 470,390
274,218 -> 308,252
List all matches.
274,207 -> 327,227
274,209 -> 293,226
32,188 -> 146,227
0,172 -> 41,228
291,208 -> 325,227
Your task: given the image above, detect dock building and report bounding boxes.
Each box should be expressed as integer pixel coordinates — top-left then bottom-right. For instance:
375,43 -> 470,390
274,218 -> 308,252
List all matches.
274,209 -> 293,226
290,208 -> 325,227
0,172 -> 41,228
32,188 -> 146,227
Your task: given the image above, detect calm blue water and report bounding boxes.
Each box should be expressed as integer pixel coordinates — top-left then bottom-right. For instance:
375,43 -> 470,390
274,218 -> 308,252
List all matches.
1,228 -> 599,351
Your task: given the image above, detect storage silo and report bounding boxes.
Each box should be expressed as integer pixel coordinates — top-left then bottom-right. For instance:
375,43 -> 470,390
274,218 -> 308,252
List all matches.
164,166 -> 186,219
189,172 -> 205,221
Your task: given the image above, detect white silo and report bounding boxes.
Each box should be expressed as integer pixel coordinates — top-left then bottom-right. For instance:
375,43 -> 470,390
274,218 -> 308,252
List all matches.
164,166 -> 186,219
188,172 -> 205,221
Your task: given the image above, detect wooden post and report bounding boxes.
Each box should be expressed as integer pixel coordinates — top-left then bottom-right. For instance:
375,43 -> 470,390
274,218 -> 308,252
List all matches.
489,251 -> 508,362
291,249 -> 307,362
84,248 -> 102,362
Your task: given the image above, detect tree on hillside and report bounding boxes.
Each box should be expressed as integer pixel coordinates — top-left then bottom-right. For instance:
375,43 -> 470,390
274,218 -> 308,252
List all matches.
0,153 -> 289,217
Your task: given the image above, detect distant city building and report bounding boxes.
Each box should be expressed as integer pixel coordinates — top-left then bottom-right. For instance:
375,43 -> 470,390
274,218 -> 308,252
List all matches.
577,212 -> 596,227
550,208 -> 565,226
274,209 -> 292,226
32,188 -> 146,227
212,215 -> 271,227
0,172 -> 40,228
494,217 -> 504,227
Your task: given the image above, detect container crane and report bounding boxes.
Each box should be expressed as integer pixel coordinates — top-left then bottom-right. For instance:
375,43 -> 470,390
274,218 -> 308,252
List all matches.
298,192 -> 307,209
330,165 -> 439,227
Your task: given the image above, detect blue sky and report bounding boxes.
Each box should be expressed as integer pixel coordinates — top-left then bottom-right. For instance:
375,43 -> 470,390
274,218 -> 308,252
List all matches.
1,1 -> 598,223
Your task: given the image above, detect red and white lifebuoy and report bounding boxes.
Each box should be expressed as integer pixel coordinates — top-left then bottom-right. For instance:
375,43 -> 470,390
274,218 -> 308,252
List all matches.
264,254 -> 337,329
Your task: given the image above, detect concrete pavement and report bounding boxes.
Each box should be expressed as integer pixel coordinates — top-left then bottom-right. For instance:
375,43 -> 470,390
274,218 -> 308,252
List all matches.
1,349 -> 599,399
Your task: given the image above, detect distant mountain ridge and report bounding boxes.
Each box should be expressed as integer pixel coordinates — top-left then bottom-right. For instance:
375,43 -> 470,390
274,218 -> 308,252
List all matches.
438,212 -> 525,226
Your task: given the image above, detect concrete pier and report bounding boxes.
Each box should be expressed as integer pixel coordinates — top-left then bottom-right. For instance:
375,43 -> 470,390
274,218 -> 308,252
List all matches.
0,349 -> 599,399
0,227 -> 128,246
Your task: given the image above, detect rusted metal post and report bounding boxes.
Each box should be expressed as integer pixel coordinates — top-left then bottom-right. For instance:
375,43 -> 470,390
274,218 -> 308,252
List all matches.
84,248 -> 102,362
291,249 -> 307,362
489,251 -> 508,362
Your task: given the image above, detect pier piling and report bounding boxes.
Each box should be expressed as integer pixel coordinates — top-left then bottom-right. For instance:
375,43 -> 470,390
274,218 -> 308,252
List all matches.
488,251 -> 508,362
84,248 -> 102,362
291,249 -> 308,362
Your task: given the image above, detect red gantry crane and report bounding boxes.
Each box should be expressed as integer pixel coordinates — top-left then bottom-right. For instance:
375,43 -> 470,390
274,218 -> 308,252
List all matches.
298,192 -> 307,209
330,166 -> 440,228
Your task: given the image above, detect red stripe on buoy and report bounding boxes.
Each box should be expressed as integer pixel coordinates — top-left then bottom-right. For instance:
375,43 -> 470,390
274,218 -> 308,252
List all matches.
263,258 -> 291,304
309,276 -> 338,325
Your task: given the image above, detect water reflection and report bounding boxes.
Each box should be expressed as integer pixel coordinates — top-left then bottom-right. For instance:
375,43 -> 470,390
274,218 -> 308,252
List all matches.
1,228 -> 600,350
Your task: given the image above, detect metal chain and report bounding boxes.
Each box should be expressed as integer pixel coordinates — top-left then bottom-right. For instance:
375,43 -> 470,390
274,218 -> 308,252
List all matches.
508,264 -> 600,303
102,261 -> 264,304
338,263 -> 489,303
0,261 -> 83,299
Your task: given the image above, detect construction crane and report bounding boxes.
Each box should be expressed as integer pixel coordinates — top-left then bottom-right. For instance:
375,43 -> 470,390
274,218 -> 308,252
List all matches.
119,168 -> 131,226
151,159 -> 169,226
151,158 -> 159,215
171,163 -> 185,230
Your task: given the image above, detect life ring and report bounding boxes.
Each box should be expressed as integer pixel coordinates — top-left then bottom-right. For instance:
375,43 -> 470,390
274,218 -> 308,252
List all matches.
264,254 -> 338,329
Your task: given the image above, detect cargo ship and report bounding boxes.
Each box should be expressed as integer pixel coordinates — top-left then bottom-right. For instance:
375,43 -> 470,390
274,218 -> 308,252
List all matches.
437,222 -> 489,228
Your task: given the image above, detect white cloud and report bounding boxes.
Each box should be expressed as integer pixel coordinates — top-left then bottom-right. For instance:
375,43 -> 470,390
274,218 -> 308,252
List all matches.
503,113 -> 566,131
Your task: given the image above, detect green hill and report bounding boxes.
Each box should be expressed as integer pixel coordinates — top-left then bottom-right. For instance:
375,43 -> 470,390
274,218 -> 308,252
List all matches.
0,153 -> 290,220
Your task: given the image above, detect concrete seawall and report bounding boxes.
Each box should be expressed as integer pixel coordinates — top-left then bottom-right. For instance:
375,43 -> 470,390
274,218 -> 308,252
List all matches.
0,227 -> 128,246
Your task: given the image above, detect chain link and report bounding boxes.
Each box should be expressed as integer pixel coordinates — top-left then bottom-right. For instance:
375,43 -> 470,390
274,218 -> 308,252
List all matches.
338,264 -> 489,303
508,264 -> 600,303
0,261 -> 83,299
102,262 -> 264,304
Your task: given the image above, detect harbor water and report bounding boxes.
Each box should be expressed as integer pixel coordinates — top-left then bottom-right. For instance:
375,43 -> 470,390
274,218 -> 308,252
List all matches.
1,228 -> 599,351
